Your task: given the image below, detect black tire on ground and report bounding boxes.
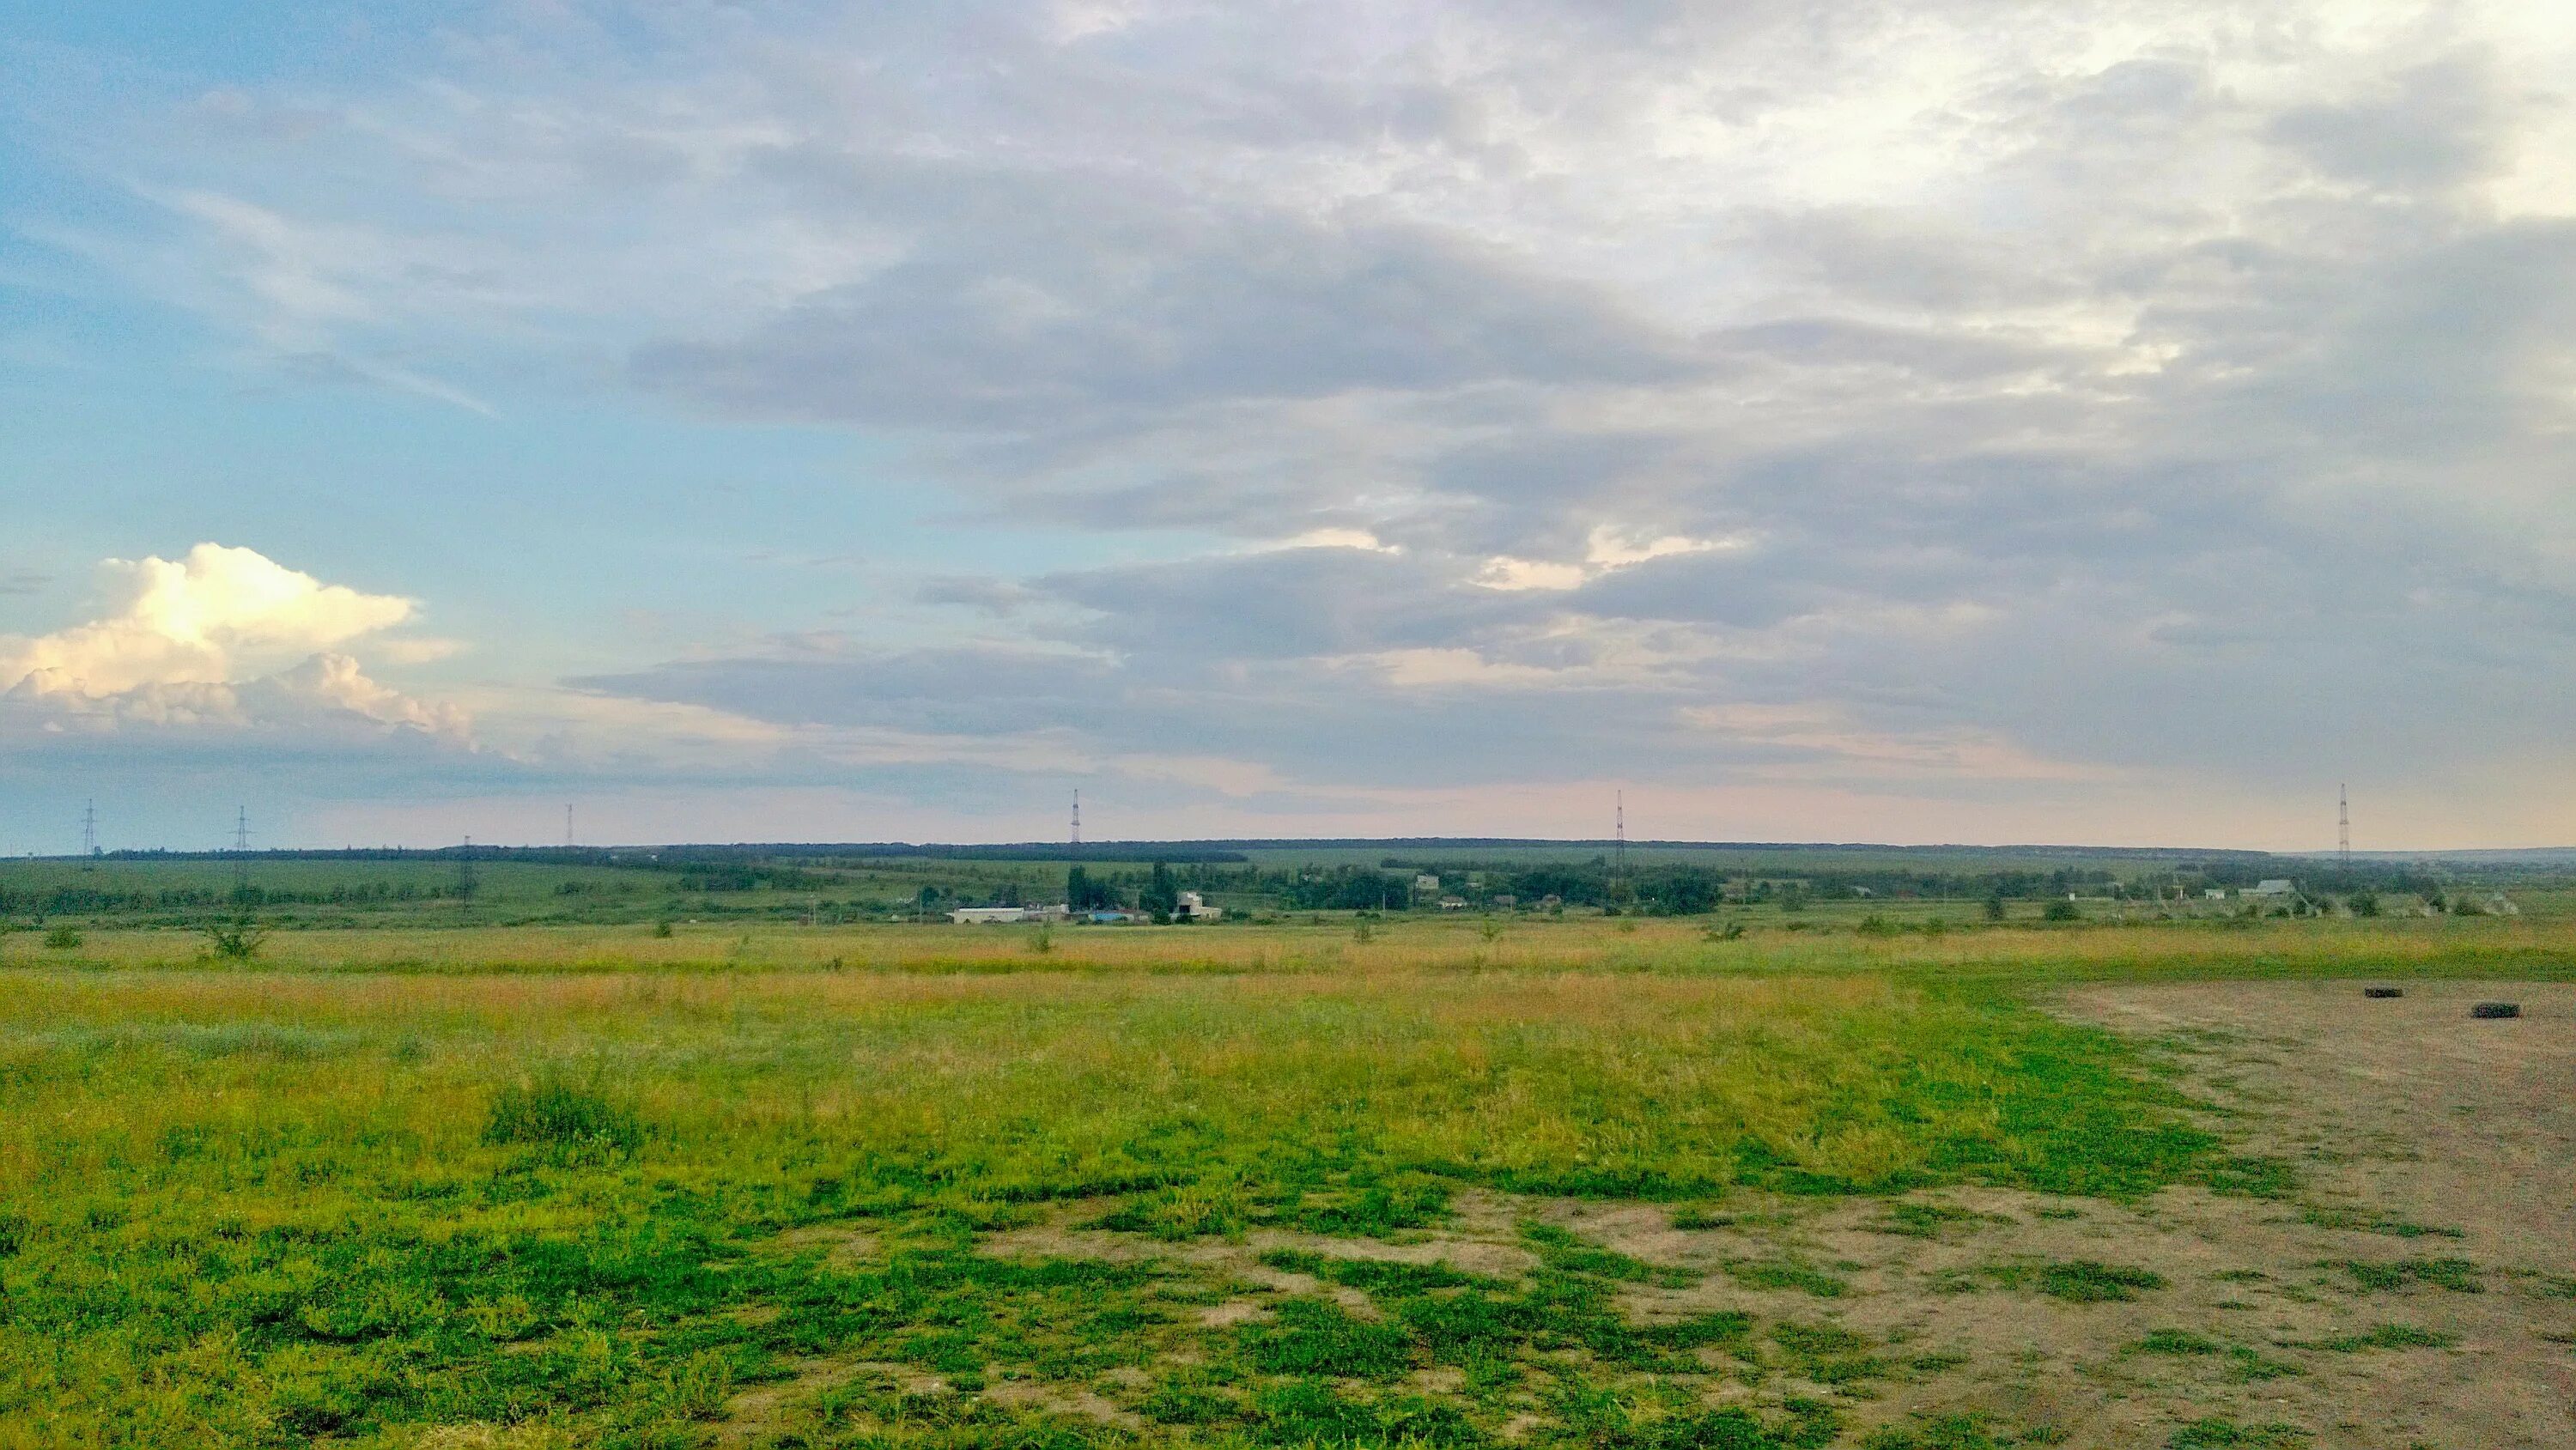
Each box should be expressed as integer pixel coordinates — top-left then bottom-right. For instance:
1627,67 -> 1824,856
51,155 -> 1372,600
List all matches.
2362,986 -> 2403,998
2469,1001 -> 2521,1019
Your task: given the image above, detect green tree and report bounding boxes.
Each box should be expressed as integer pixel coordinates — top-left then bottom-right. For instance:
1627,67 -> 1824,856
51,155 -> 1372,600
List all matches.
1143,861 -> 1180,920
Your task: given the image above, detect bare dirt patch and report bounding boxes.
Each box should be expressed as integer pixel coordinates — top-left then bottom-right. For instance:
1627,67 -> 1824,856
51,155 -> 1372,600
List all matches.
720,981 -> 2575,1447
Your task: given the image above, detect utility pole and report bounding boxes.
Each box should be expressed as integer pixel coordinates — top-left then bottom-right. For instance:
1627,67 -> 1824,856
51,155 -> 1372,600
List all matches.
81,799 -> 97,858
1070,790 -> 1081,846
566,804 -> 575,849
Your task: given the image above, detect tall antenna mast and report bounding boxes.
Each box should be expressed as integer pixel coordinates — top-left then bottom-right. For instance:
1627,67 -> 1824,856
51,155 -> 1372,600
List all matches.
566,804 -> 575,849
1070,790 -> 1081,846
81,799 -> 97,857
1614,790 -> 1628,896
2337,784 -> 2350,871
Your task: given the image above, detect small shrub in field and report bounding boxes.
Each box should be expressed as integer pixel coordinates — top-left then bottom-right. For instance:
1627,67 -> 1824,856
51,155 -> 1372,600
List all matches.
1479,917 -> 1504,943
1352,920 -> 1375,943
1028,925 -> 1055,955
483,1077 -> 643,1156
1856,914 -> 1899,937
651,919 -> 674,938
2042,899 -> 2082,923
201,917 -> 269,961
41,924 -> 83,949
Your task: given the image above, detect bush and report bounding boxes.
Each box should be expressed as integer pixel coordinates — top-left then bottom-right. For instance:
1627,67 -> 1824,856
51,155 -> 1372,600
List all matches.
1856,914 -> 1899,937
483,1077 -> 643,1156
41,925 -> 82,950
2042,899 -> 2082,923
201,917 -> 268,961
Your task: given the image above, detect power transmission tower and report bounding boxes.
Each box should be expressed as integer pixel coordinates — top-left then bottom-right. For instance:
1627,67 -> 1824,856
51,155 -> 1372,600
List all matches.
81,799 -> 97,857
233,807 -> 251,898
2338,785 -> 2350,872
566,804 -> 575,849
1613,791 -> 1629,901
1070,790 -> 1081,846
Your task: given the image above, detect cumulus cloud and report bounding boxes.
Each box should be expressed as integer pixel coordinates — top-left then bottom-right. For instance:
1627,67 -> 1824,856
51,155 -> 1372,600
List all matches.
1,543 -> 415,696
0,545 -> 465,746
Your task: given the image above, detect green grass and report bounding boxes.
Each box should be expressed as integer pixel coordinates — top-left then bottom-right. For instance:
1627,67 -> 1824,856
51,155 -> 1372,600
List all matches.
2337,1258 -> 2484,1294
2135,1329 -> 2221,1356
0,906 -> 2555,1447
2300,1323 -> 2458,1352
2166,1417 -> 2310,1447
2298,1204 -> 2464,1239
1979,1259 -> 2169,1303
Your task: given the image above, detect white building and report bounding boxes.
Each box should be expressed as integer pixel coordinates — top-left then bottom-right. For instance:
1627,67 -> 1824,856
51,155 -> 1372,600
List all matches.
2245,879 -> 2295,897
1176,890 -> 1223,922
950,906 -> 1027,925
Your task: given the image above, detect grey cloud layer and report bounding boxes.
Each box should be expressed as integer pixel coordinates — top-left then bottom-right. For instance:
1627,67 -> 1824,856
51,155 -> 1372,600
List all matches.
37,0 -> 2576,834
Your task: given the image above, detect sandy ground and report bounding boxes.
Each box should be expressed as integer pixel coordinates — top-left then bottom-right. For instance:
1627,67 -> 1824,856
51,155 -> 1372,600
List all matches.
725,980 -> 2576,1447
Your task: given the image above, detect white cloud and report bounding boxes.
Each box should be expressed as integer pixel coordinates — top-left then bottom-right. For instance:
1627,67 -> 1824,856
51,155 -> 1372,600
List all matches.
0,543 -> 416,697
0,544 -> 466,749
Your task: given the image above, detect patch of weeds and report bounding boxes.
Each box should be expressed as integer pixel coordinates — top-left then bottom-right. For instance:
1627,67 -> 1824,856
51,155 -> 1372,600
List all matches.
1999,1259 -> 2165,1302
2300,1204 -> 2463,1239
1554,1382 -> 1840,1450
2223,1346 -> 2305,1382
1636,1310 -> 1758,1358
1521,1222 -> 1693,1287
1136,1374 -> 1239,1426
2134,1329 -> 2221,1355
1668,1204 -> 1735,1230
2202,1155 -> 2298,1198
2337,1258 -> 2483,1294
1236,1296 -> 1414,1380
1867,1201 -> 1997,1238
1280,1174 -> 1450,1237
2302,1323 -> 2457,1352
1723,1257 -> 1849,1297
1260,1249 -> 1503,1297
481,1075 -> 643,1157
2167,1417 -> 2310,1447
1248,1377 -> 1483,1447
2521,1271 -> 2576,1300
1771,1320 -> 1886,1386
1094,1176 -> 1255,1239
1866,1413 -> 2007,1450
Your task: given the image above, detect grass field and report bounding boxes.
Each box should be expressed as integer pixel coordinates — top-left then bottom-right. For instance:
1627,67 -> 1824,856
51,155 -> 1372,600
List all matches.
2,914 -> 2570,1448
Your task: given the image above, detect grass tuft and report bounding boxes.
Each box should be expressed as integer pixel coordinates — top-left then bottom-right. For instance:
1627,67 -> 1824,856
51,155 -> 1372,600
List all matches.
481,1075 -> 644,1156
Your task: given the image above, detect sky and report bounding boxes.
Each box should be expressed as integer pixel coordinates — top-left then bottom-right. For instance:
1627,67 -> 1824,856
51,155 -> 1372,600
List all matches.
3,0 -> 2573,853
